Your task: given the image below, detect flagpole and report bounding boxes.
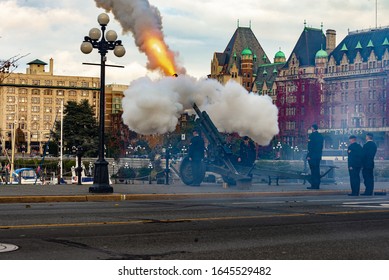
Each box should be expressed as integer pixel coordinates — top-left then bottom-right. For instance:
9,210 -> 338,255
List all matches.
60,100 -> 63,182
10,120 -> 16,184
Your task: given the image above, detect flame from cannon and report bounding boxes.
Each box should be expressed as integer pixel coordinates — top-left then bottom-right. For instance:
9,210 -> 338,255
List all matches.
144,35 -> 176,76
94,0 -> 183,75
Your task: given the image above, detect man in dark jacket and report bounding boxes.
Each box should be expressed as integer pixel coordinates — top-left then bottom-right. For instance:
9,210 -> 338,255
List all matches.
361,133 -> 377,195
347,135 -> 363,196
306,124 -> 323,189
188,127 -> 205,186
238,136 -> 256,166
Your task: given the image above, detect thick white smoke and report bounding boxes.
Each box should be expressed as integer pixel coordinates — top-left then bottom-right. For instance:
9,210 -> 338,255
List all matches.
94,0 -> 185,74
122,75 -> 279,146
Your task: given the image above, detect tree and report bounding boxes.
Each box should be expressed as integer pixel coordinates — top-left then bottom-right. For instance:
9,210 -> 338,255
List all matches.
54,100 -> 99,157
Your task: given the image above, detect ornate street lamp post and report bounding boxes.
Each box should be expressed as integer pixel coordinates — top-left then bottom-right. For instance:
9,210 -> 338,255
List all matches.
81,13 -> 125,193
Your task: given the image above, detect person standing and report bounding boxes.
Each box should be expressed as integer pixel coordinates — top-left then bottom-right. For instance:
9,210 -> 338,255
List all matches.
347,135 -> 363,196
361,133 -> 377,196
306,124 -> 324,189
238,136 -> 256,167
188,127 -> 205,186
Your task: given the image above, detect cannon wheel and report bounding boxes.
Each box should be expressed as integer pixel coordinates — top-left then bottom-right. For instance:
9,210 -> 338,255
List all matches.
179,157 -> 206,186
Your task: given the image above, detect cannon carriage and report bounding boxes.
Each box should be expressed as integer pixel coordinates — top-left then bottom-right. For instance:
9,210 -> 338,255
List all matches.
178,103 -> 337,187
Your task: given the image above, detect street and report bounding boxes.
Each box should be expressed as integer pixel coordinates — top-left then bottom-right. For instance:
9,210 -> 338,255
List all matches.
0,194 -> 388,259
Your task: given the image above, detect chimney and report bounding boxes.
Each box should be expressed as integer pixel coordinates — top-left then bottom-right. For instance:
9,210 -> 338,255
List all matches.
326,29 -> 336,54
49,58 -> 54,75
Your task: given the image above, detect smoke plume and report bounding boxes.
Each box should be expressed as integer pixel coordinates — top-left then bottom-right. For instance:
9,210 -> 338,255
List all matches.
94,0 -> 185,75
122,75 -> 279,146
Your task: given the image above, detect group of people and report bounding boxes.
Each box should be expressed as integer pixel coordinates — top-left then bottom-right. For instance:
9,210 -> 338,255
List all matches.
189,124 -> 378,194
307,124 -> 377,196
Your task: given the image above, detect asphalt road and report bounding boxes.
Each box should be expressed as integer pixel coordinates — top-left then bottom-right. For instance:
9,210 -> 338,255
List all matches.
0,194 -> 388,259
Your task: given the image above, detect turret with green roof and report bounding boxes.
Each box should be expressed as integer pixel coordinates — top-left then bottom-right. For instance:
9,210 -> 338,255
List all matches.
241,48 -> 253,56
274,48 -> 286,63
315,48 -> 328,59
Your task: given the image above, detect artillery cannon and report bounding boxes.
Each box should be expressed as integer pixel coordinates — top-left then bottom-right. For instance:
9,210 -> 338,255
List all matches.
179,103 -> 253,187
177,103 -> 337,188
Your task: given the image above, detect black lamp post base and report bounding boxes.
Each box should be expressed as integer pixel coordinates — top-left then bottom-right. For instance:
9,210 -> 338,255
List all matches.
89,185 -> 113,193
89,160 -> 113,193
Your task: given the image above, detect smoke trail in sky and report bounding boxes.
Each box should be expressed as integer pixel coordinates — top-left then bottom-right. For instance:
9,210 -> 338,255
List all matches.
94,0 -> 279,145
94,0 -> 185,75
122,75 -> 279,146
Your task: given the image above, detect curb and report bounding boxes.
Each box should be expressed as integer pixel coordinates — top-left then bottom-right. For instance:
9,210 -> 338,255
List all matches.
0,190 -> 349,204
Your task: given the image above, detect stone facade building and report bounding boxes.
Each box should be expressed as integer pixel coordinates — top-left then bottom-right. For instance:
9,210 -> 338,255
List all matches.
322,27 -> 389,158
0,59 -> 100,155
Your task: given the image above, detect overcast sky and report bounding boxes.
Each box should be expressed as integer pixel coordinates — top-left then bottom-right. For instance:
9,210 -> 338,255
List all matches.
1,0 -> 389,84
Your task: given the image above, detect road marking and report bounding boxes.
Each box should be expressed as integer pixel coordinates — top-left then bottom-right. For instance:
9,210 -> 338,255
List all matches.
1,209 -> 389,230
343,200 -> 389,209
0,243 -> 19,253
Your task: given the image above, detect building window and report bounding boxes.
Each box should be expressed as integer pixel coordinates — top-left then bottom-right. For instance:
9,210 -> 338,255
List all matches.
81,81 -> 89,87
7,96 -> 15,103
44,89 -> 53,95
32,106 -> 40,112
44,98 -> 52,104
19,88 -> 28,94
32,89 -> 40,95
32,80 -> 40,85
81,91 -> 89,97
18,96 -> 28,103
45,80 -> 52,86
57,90 -> 64,96
57,81 -> 65,86
6,105 -> 15,111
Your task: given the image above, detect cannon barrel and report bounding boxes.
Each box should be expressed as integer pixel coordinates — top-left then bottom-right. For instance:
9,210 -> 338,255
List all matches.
192,103 -> 232,156
190,103 -> 252,186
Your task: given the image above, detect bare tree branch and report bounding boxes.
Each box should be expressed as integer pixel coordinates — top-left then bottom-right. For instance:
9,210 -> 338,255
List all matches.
0,53 -> 30,83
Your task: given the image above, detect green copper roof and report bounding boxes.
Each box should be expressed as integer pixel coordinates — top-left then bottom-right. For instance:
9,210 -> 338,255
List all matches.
315,49 -> 328,58
383,38 -> 389,46
367,39 -> 374,47
241,48 -> 253,55
263,68 -> 268,75
27,59 -> 47,65
341,43 -> 348,51
355,41 -> 362,49
273,67 -> 278,74
233,51 -> 237,57
275,50 -> 285,58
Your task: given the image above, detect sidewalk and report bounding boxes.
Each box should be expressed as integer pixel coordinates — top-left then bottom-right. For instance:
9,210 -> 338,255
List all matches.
0,180 -> 387,203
